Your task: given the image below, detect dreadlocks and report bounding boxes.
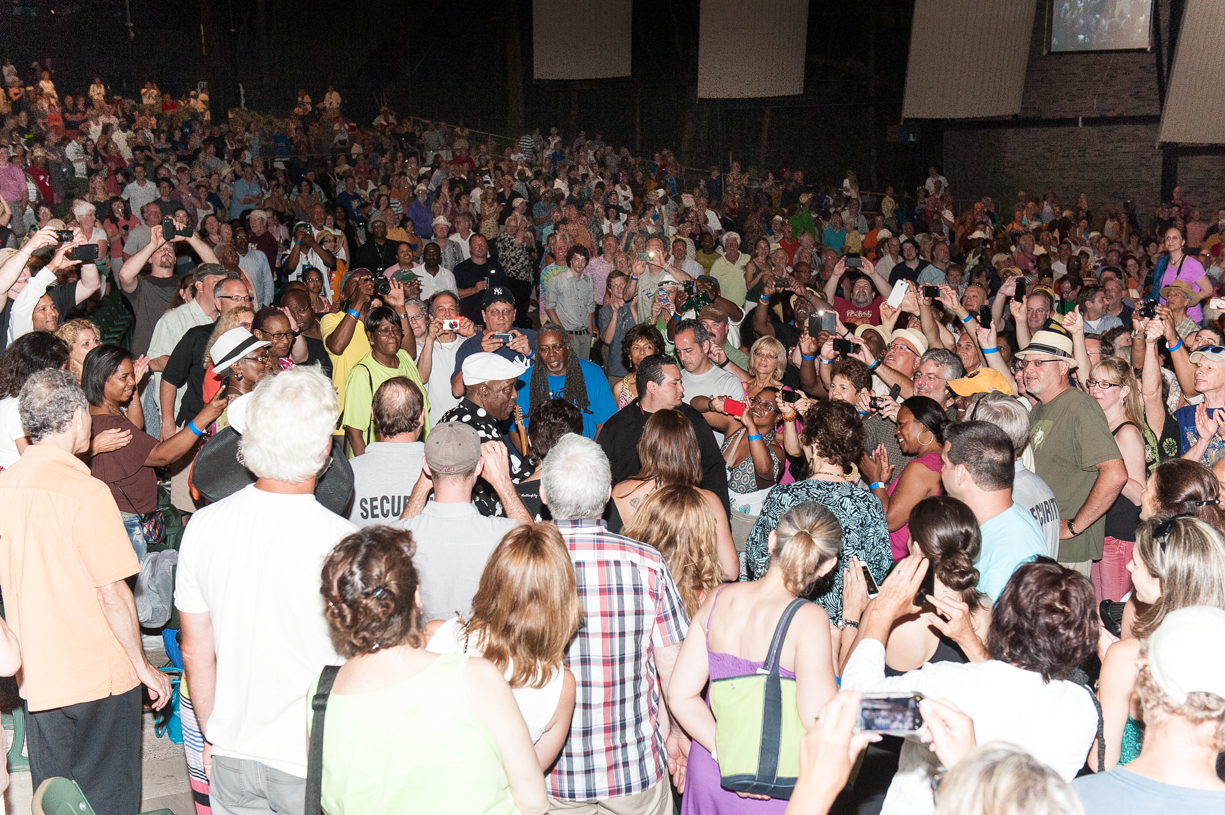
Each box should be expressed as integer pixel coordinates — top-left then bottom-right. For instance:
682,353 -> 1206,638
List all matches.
529,324 -> 592,417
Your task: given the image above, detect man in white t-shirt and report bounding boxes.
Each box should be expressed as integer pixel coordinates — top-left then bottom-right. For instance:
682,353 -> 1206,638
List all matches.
417,291 -> 472,424
349,377 -> 426,526
121,164 -> 158,214
674,319 -> 742,444
176,368 -> 357,812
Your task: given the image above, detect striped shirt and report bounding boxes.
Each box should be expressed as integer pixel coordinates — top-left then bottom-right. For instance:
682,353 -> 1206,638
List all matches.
548,520 -> 689,801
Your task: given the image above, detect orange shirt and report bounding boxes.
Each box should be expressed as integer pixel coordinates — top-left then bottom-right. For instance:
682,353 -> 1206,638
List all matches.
0,445 -> 140,710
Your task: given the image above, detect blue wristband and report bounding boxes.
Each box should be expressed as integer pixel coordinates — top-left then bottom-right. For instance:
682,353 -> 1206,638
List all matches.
857,410 -> 869,416
747,434 -> 763,442
820,357 -> 832,364
345,308 -> 360,320
961,313 -> 974,324
802,353 -> 817,361
982,346 -> 999,355
760,296 -> 770,304
1169,337 -> 1184,353
869,481 -> 885,491
187,420 -> 204,437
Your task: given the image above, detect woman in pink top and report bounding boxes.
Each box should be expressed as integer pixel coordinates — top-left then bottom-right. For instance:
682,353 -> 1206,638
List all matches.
102,197 -> 140,274
1156,227 -> 1212,323
860,395 -> 948,560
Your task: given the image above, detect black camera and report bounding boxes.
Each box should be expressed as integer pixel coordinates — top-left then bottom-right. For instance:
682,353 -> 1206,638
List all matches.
70,244 -> 100,262
160,218 -> 193,239
870,383 -> 903,410
922,285 -> 940,300
372,275 -> 391,297
54,229 -> 74,243
832,338 -> 854,355
1137,301 -> 1156,319
682,280 -> 696,295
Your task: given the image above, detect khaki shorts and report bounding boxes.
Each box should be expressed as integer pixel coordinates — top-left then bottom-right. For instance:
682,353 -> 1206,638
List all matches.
548,779 -> 672,815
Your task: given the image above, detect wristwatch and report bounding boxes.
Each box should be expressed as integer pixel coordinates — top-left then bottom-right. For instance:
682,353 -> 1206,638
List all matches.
1067,517 -> 1078,536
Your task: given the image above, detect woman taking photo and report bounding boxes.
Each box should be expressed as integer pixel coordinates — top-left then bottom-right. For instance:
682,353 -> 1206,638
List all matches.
701,389 -> 785,497
839,496 -> 992,674
610,323 -> 665,408
1095,515 -> 1225,770
313,526 -> 548,814
669,502 -> 841,813
83,344 -> 227,558
609,409 -> 738,580
745,400 -> 891,627
426,523 -> 581,771
860,395 -> 948,561
623,484 -> 726,616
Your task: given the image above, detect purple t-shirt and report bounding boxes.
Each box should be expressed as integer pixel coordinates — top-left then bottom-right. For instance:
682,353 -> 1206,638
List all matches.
1159,254 -> 1209,322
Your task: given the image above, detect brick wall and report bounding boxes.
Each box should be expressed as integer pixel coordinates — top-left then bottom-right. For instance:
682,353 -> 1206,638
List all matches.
1174,154 -> 1225,211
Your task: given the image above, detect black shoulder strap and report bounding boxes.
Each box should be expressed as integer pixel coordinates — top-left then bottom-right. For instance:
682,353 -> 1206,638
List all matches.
761,598 -> 808,676
304,664 -> 341,815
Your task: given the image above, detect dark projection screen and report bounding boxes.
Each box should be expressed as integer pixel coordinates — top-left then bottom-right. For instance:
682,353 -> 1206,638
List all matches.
1049,0 -> 1153,52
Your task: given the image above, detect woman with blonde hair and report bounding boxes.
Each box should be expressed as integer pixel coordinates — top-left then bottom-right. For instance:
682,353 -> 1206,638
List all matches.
1096,515 -> 1225,770
669,501 -> 842,812
623,484 -> 725,612
610,409 -> 739,580
426,522 -> 581,770
55,318 -> 100,382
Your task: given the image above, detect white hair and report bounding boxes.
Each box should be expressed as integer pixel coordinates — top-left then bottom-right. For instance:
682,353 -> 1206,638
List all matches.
540,433 -> 611,521
72,200 -> 96,219
721,231 -> 740,246
934,742 -> 1083,815
240,367 -> 338,483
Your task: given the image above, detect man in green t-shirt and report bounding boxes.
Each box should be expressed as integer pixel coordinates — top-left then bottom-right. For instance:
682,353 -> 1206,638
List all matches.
1017,329 -> 1127,574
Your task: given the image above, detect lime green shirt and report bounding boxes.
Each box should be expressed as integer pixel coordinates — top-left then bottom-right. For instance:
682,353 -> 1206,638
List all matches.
307,652 -> 518,815
341,350 -> 430,447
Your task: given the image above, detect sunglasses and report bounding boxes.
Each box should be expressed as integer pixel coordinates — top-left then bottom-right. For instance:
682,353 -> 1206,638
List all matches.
1196,345 -> 1225,355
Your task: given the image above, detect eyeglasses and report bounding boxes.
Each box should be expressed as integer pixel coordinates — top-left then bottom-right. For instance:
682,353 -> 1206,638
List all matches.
1016,358 -> 1063,369
886,343 -> 918,355
240,351 -> 269,364
754,350 -> 779,360
374,326 -> 405,337
1084,379 -> 1119,390
218,294 -> 254,304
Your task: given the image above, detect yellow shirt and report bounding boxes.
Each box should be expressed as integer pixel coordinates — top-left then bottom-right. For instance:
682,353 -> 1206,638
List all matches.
320,311 -> 372,431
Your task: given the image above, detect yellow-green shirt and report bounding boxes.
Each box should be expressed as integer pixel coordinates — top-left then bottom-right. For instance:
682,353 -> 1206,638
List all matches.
341,350 -> 430,447
320,312 -> 372,431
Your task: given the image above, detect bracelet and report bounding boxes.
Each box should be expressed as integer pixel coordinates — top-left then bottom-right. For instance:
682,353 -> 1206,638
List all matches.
961,313 -> 974,324
843,619 -> 860,629
820,357 -> 832,364
187,420 -> 204,437
869,481 -> 885,491
801,353 -> 816,361
1067,517 -> 1078,536
747,433 -> 763,442
760,296 -> 770,304
345,308 -> 360,320
1169,337 -> 1184,353
869,359 -> 881,372
982,346 -> 999,355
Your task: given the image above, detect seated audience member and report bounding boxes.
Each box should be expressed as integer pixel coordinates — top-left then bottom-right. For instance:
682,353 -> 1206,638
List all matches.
669,502 -> 842,810
514,398 -> 584,521
516,323 -> 616,440
539,433 -> 689,811
313,525 -> 548,815
746,400 -> 891,627
842,558 -> 1100,815
1075,606 -> 1225,814
623,484 -> 727,613
941,420 -> 1047,600
609,409 -> 738,580
598,353 -> 731,514
426,522 -> 581,770
840,496 -> 991,673
1096,516 -> 1225,771
394,422 -> 530,622
347,377 -> 426,526
967,391 -> 1062,557
342,306 -> 429,457
861,395 -> 949,561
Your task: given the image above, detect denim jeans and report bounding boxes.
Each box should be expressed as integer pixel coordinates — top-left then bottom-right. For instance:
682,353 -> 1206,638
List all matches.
120,512 -> 147,563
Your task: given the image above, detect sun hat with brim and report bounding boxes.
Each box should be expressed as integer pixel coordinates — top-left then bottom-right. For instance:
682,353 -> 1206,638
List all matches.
969,230 -> 989,240
462,352 -> 528,386
1160,280 -> 1203,306
949,367 -> 1014,396
211,328 -> 270,375
855,323 -> 889,342
876,229 -> 893,239
1014,329 -> 1078,369
1146,605 -> 1225,705
991,253 -> 1013,266
889,327 -> 929,356
1189,346 -> 1225,364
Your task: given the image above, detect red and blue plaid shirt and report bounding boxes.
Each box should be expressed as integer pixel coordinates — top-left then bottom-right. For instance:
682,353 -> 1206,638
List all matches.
548,519 -> 690,801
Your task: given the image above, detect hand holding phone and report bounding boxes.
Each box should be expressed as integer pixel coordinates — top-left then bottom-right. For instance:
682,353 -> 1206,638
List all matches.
723,399 -> 745,417
856,692 -> 925,735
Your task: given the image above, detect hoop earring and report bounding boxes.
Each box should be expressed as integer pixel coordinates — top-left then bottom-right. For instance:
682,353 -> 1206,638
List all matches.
918,431 -> 934,447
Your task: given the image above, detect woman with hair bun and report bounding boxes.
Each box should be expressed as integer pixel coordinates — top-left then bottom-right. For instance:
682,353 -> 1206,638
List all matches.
312,526 -> 548,815
839,496 -> 992,674
669,501 -> 842,812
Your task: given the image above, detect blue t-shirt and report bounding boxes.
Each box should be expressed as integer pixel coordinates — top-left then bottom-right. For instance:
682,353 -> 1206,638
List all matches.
976,502 -> 1047,601
454,329 -> 537,379
1175,403 -> 1225,466
822,226 -> 847,254
1074,768 -> 1225,815
515,358 -> 617,439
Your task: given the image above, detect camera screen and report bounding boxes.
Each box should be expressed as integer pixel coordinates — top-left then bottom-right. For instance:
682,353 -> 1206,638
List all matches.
857,694 -> 923,733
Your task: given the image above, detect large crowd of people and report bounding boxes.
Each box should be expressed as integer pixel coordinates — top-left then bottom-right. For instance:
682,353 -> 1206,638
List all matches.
0,65 -> 1222,815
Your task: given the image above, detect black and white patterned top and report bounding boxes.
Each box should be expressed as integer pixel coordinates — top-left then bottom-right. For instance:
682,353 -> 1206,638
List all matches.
743,479 -> 892,625
438,398 -> 531,517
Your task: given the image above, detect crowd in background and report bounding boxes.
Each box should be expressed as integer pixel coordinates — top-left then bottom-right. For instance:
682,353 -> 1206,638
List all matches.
0,65 -> 1222,815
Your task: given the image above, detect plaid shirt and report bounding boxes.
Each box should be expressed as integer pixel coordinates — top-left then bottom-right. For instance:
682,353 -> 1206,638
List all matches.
548,519 -> 689,801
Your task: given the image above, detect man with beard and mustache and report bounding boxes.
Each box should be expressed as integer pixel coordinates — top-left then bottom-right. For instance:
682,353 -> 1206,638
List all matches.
824,256 -> 888,326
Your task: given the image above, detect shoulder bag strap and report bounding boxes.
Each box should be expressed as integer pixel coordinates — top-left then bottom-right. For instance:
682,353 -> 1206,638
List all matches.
304,664 -> 341,815
756,598 -> 809,784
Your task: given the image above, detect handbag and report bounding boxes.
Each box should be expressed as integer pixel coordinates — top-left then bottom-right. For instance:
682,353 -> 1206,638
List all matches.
304,664 -> 340,815
112,480 -> 166,547
707,597 -> 808,799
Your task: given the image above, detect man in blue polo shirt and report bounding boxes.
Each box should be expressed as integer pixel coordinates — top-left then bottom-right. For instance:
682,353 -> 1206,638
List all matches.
516,323 -> 616,439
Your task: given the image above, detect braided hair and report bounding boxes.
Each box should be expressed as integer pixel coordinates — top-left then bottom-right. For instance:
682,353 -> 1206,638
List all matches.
530,323 -> 592,417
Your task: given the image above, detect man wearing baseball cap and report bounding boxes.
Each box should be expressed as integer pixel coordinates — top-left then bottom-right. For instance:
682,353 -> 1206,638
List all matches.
1074,605 -> 1225,813
451,286 -> 536,398
438,352 -> 531,516
1016,328 -> 1126,575
1174,343 -> 1225,467
393,421 -> 529,621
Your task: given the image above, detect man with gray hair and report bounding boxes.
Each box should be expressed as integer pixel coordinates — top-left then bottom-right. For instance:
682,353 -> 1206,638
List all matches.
911,348 -> 964,408
541,433 -> 690,813
0,370 -> 171,814
177,367 -> 357,815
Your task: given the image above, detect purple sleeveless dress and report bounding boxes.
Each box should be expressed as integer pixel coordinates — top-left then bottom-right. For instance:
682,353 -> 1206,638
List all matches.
681,588 -> 795,814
